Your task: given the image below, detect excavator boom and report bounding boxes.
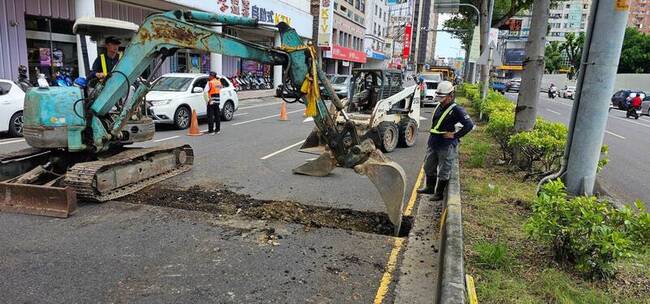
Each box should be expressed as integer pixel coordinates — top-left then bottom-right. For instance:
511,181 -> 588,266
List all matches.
1,10 -> 407,233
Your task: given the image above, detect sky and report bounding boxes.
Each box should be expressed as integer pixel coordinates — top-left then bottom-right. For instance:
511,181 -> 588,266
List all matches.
435,14 -> 465,59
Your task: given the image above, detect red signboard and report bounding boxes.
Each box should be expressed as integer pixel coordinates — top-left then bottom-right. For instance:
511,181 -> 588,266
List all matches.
326,45 -> 367,63
402,23 -> 412,59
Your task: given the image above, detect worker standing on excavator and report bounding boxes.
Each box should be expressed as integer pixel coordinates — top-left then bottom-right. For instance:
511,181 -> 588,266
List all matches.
418,81 -> 474,200
206,72 -> 223,135
90,36 -> 122,81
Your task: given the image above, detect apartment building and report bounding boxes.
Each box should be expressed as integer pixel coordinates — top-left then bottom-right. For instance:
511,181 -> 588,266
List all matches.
628,0 -> 650,34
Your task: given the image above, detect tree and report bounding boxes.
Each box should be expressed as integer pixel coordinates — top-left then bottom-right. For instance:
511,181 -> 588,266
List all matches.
545,42 -> 562,74
618,27 -> 650,73
561,32 -> 584,79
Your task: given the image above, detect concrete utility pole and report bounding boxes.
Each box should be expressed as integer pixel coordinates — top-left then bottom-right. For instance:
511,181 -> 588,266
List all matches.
514,0 -> 551,131
479,0 -> 494,99
564,0 -> 630,196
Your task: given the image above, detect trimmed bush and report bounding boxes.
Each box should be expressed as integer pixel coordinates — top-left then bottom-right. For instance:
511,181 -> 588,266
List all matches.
526,180 -> 650,279
508,120 -> 567,174
486,111 -> 516,160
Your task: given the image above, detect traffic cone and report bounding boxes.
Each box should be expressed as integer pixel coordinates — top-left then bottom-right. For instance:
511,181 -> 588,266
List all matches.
279,101 -> 288,121
188,109 -> 201,136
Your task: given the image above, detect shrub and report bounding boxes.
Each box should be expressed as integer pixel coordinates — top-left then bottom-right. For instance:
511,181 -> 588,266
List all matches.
508,120 -> 567,174
481,91 -> 515,119
486,111 -> 516,160
526,180 -> 650,279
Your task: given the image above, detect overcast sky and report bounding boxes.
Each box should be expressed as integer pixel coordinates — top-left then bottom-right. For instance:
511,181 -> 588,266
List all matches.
435,14 -> 465,59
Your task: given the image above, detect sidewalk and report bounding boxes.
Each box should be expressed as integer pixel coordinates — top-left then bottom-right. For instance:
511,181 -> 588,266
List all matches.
237,89 -> 275,100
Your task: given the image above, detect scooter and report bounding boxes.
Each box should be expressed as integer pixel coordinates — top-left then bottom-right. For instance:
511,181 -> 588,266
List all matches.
53,68 -> 73,87
548,87 -> 558,99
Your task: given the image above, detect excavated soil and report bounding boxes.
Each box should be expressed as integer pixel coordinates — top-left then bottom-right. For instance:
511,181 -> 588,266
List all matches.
124,185 -> 412,237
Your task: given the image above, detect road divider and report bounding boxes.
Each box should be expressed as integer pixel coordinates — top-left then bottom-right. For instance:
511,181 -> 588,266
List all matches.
260,140 -> 306,160
232,109 -> 303,126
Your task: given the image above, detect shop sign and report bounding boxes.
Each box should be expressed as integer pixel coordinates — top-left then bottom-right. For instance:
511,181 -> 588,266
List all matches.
39,48 -> 51,66
324,45 -> 367,63
402,23 -> 412,59
365,48 -> 387,60
317,0 -> 335,47
165,0 -> 313,38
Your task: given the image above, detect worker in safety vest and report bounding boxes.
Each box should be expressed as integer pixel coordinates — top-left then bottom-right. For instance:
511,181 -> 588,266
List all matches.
418,81 -> 474,200
90,36 -> 122,81
205,72 -> 223,135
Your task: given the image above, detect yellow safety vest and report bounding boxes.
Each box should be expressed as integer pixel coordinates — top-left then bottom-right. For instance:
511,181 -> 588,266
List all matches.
100,52 -> 122,75
430,103 -> 457,134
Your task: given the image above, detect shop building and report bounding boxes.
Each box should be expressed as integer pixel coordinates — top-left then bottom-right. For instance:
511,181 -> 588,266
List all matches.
317,0 -> 367,75
0,0 -> 313,91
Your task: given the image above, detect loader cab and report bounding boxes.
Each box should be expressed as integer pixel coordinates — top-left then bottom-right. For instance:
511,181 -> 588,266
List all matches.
348,69 -> 404,114
72,17 -> 139,79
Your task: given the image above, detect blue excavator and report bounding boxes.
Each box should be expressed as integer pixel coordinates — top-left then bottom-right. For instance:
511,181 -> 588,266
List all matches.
0,10 -> 407,232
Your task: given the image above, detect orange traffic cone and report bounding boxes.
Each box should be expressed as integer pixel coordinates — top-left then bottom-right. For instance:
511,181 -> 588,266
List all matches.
188,109 -> 201,136
279,101 -> 288,121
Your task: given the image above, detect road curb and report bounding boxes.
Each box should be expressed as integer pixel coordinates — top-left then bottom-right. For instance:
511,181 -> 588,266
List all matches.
436,158 -> 466,304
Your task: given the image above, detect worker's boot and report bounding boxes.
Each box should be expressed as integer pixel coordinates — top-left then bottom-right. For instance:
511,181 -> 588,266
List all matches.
430,179 -> 449,201
417,175 -> 437,194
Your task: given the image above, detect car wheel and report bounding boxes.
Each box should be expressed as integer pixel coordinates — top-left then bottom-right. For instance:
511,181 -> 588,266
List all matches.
398,119 -> 418,148
221,101 -> 235,121
173,106 -> 191,130
377,122 -> 399,153
8,111 -> 23,137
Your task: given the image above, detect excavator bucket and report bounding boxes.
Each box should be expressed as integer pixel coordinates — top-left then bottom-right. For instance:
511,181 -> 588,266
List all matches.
292,151 -> 337,177
298,128 -> 327,155
0,183 -> 77,218
354,150 -> 407,235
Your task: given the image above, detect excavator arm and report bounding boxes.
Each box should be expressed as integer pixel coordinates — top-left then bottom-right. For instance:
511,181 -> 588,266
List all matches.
6,10 -> 407,233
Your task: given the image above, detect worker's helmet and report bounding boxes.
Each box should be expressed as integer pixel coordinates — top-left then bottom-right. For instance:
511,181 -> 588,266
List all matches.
18,65 -> 28,76
436,81 -> 455,96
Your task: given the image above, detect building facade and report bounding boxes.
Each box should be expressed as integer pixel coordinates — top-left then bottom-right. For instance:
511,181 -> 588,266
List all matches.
410,0 -> 437,71
628,0 -> 650,34
0,0 -> 314,90
386,0 -> 414,70
547,0 -> 591,42
363,0 -> 389,68
317,0 -> 367,75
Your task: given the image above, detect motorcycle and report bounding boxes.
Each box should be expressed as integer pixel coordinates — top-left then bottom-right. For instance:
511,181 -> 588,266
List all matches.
53,67 -> 73,87
548,86 -> 558,99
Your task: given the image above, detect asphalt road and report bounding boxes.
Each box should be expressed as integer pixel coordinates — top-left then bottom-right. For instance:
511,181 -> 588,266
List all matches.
506,92 -> 649,206
0,96 -> 434,303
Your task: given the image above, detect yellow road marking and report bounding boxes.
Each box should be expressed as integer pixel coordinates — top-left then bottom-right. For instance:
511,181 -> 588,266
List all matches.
466,274 -> 478,304
373,166 -> 424,303
439,208 -> 448,238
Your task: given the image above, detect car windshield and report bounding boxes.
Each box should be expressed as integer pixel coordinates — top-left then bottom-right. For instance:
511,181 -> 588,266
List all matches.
151,77 -> 193,92
332,76 -> 348,84
421,74 -> 441,81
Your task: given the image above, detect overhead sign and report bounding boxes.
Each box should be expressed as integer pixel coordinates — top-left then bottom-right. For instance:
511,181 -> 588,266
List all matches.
164,0 -> 313,38
402,23 -> 412,59
317,0 -> 335,47
324,45 -> 367,63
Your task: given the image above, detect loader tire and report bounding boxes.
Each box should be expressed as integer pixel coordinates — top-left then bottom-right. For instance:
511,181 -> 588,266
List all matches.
377,122 -> 399,153
398,118 -> 418,148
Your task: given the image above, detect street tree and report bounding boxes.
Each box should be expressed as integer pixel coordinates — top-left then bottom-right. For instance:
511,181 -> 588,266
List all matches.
561,32 -> 584,79
618,27 -> 650,73
545,42 -> 563,74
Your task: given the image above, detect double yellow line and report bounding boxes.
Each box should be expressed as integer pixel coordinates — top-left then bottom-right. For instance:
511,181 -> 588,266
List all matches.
373,167 -> 424,304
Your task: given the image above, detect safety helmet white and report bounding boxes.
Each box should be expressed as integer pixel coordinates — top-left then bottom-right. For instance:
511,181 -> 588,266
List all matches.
436,81 -> 455,96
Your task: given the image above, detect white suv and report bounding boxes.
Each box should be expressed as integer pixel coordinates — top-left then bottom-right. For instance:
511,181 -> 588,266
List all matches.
0,79 -> 25,137
147,73 -> 239,129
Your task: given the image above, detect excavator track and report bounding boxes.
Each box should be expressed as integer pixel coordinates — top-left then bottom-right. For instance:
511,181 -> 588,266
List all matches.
65,144 -> 194,202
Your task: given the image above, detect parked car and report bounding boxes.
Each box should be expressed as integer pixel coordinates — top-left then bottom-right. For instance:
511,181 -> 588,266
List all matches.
147,73 -> 239,129
419,72 -> 443,107
611,90 -> 646,110
561,85 -> 576,100
0,79 -> 25,137
329,75 -> 352,98
491,80 -> 507,94
640,96 -> 650,116
506,78 -> 521,92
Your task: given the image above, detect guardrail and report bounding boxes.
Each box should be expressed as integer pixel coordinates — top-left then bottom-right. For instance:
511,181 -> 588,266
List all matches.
436,159 -> 466,304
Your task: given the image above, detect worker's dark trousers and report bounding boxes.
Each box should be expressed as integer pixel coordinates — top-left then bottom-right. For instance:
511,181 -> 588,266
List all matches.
423,144 -> 457,180
207,95 -> 221,133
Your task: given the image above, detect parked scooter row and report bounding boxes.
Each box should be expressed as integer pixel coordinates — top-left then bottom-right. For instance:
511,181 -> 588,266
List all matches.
228,72 -> 272,91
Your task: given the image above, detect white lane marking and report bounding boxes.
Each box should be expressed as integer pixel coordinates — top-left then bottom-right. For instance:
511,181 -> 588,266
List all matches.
303,117 -> 314,123
238,101 -> 281,110
153,135 -> 180,143
605,130 -> 625,139
610,116 -> 650,128
546,109 -> 561,115
260,140 -> 305,160
420,116 -> 428,120
234,112 -> 248,116
232,109 -> 303,126
0,139 -> 26,145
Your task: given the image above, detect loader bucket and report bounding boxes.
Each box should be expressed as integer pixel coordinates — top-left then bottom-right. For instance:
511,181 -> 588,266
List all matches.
292,151 -> 337,177
354,150 -> 407,235
298,128 -> 327,155
0,183 -> 77,218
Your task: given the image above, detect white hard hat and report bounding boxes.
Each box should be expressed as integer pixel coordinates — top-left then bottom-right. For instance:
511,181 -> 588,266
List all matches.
437,81 -> 455,96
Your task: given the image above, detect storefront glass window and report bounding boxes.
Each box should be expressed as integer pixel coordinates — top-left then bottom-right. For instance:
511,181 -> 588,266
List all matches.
25,15 -> 78,82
